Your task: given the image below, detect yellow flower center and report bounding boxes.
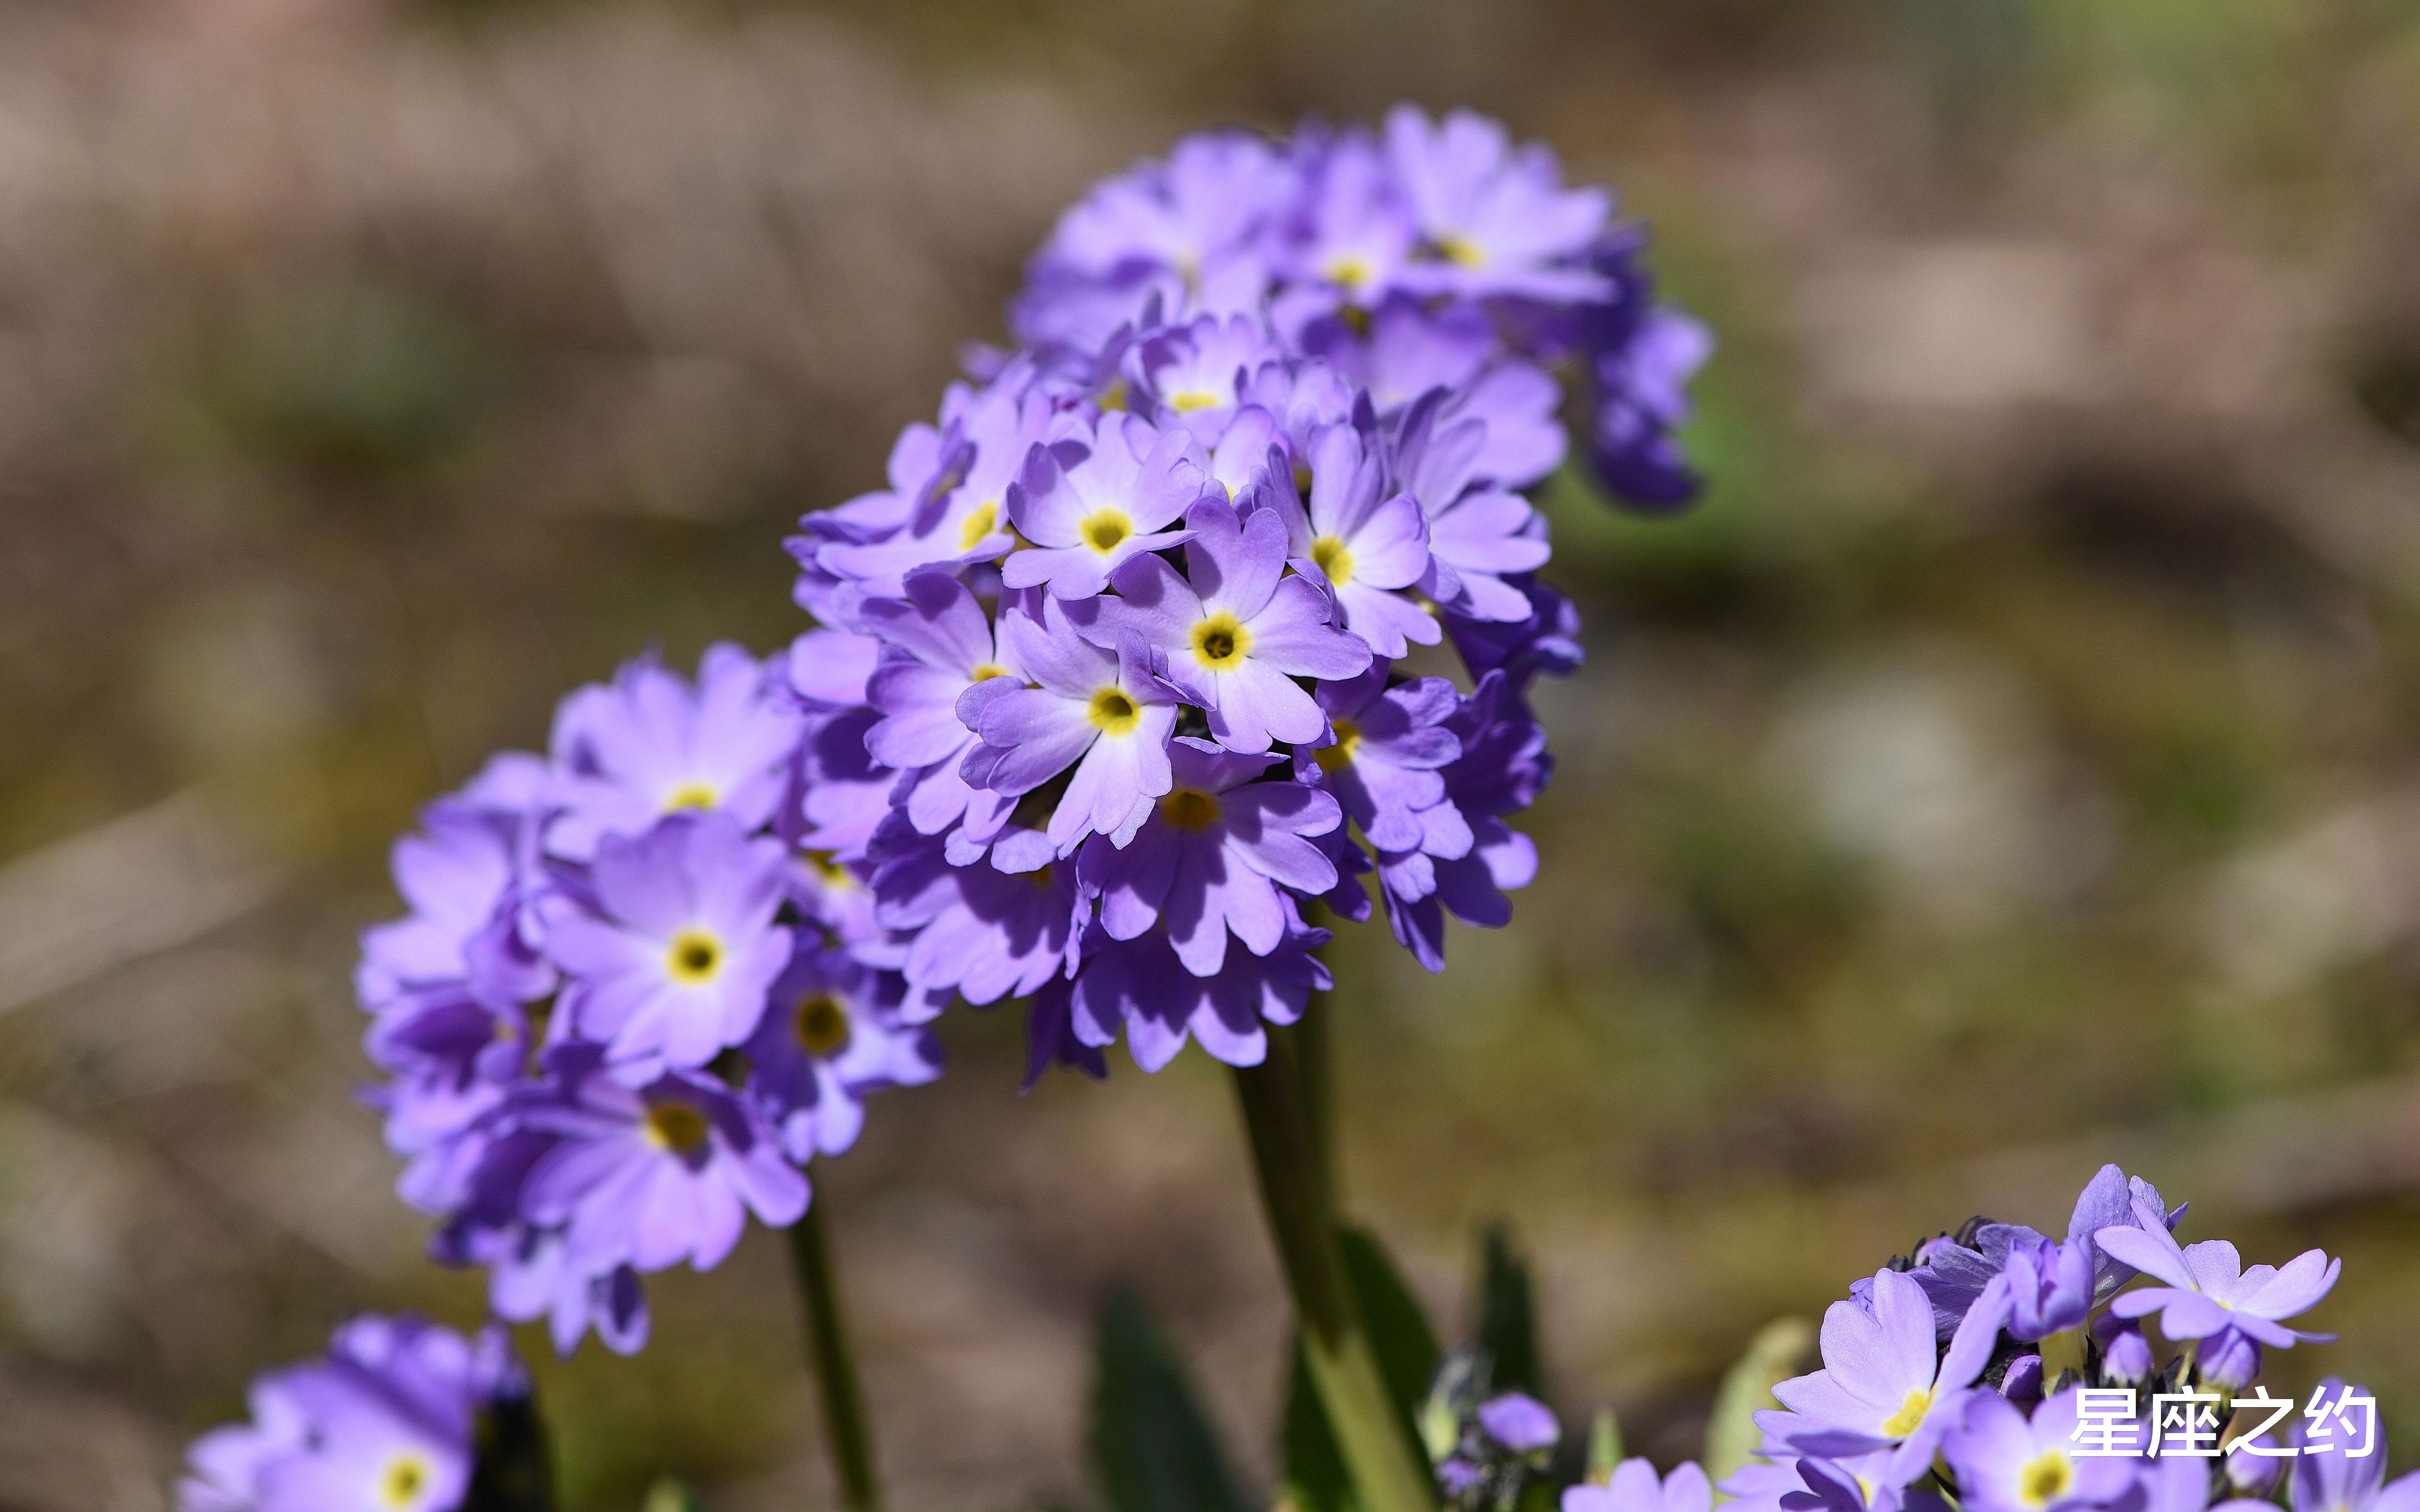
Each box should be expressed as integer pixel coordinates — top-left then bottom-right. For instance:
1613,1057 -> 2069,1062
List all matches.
1166,388 -> 1222,413
1190,611 -> 1251,670
1097,379 -> 1130,413
1081,509 -> 1134,554
1310,533 -> 1355,586
968,662 -> 1013,683
1325,254 -> 1373,290
1313,719 -> 1362,774
1880,1387 -> 1934,1438
379,1451 -> 435,1509
1161,788 -> 1222,832
1088,686 -> 1140,735
666,929 -> 723,985
803,850 -> 856,889
664,782 -> 718,812
2018,1452 -> 2073,1509
958,499 -> 1001,551
1437,233 -> 1486,268
793,993 -> 851,1057
644,1099 -> 710,1152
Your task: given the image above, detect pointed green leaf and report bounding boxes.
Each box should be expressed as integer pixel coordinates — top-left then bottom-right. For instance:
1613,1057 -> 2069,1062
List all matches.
1282,1226 -> 1444,1512
1585,1410 -> 1623,1486
1704,1319 -> 1816,1493
1473,1226 -> 1541,1396
1090,1287 -> 1253,1512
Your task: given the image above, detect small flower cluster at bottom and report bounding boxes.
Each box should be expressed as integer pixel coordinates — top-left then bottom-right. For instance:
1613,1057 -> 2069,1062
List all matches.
180,1314 -> 527,1512
1432,1165 -> 2410,1512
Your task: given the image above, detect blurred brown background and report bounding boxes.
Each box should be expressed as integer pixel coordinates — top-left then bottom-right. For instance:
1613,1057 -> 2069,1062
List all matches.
6,0 -> 2420,1507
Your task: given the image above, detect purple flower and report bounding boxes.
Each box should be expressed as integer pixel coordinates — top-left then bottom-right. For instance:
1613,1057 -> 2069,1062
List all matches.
860,570 -> 1026,838
813,378 -> 1060,593
178,1314 -> 519,1512
1759,1267 -> 2007,1485
1372,671 -> 1544,971
1390,390 -> 1552,623
874,825 -> 1084,1005
1252,425 -> 1438,659
1002,415 -> 1206,600
547,812 -> 793,1080
2093,1314 -> 2153,1383
741,942 -> 942,1162
1297,663 -> 1466,853
1477,1392 -> 1559,1453
1063,914 -> 1331,1070
1582,236 -> 1712,510
1566,1461 -> 1711,1512
2096,1196 -> 2338,1353
1140,313 -> 1284,441
545,644 -> 804,861
2291,1383 -> 2420,1512
962,595 -> 1179,852
358,763 -> 556,1015
1081,739 -> 1342,976
1941,1391 -> 2137,1512
1444,576 -> 1584,691
1383,105 -> 1610,302
519,1055 -> 808,1275
1277,128 -> 1415,315
1909,1165 -> 2183,1341
1075,498 -> 1372,752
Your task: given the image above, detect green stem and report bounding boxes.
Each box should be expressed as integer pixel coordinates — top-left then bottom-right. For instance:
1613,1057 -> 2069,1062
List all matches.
788,1198 -> 884,1512
1232,1040 -> 1438,1512
1293,995 -> 1337,1206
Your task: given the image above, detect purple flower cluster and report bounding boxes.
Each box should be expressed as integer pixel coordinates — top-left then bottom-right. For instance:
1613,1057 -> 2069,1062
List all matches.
356,646 -> 943,1357
179,1314 -> 523,1512
1711,1164 -> 2377,1512
788,108 -> 1693,1077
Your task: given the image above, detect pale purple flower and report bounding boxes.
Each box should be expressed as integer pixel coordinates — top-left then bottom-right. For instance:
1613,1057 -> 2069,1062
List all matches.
1277,128 -> 1416,315
860,570 -> 1026,838
1567,1461 -> 1711,1512
2292,1385 -> 2420,1512
178,1315 -> 517,1512
961,595 -> 1178,853
1251,425 -> 1438,659
1583,238 -> 1712,510
741,943 -> 942,1162
1383,105 -> 1610,302
874,826 -> 1084,1005
1909,1165 -> 2183,1341
1063,913 -> 1331,1070
1942,1391 -> 2137,1512
1477,1393 -> 1559,1453
358,764 -> 555,1015
1075,498 -> 1372,752
1002,413 -> 1206,598
1080,739 -> 1341,976
813,377 -> 1060,592
1296,663 -> 1465,853
2096,1197 -> 2338,1352
519,1057 -> 808,1275
1759,1267 -> 2008,1485
544,644 -> 804,862
1390,390 -> 1552,623
546,812 -> 793,1080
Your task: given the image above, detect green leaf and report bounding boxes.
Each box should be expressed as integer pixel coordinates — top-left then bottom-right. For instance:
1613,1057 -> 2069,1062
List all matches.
1089,1287 -> 1253,1512
1585,1410 -> 1624,1486
1473,1226 -> 1541,1397
1282,1227 -> 1442,1512
1703,1319 -> 1816,1493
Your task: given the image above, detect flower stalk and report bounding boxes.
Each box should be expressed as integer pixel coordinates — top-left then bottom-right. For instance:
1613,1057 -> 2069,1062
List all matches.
788,1199 -> 884,1512
1233,1036 -> 1438,1512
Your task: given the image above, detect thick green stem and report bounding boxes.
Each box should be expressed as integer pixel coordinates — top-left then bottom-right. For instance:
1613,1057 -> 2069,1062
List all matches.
1233,1041 -> 1438,1512
787,1199 -> 884,1512
1292,996 -> 1337,1206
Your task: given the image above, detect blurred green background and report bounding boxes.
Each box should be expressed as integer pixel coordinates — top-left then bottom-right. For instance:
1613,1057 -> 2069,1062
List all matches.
4,0 -> 2420,1506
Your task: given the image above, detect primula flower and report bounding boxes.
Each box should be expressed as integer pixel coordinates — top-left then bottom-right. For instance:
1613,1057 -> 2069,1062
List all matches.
1080,739 -> 1343,976
860,570 -> 1028,838
1002,414 -> 1205,599
1759,1267 -> 2007,1485
1296,664 -> 1465,854
1941,1391 -> 2137,1512
358,765 -> 555,1015
875,827 -> 1084,1005
742,942 -> 942,1162
813,378 -> 1058,593
2096,1197 -> 2338,1354
1476,1393 -> 1559,1453
1139,313 -> 1282,441
1063,916 -> 1331,1071
519,1054 -> 808,1275
1383,105 -> 1610,302
545,644 -> 804,861
2292,1383 -> 2420,1512
1390,391 -> 1552,623
1252,426 -> 1438,659
1076,498 -> 1371,752
547,812 -> 793,1080
962,596 -> 1179,853
1913,1164 -> 2182,1343
1566,1460 -> 1712,1512
178,1315 -> 519,1512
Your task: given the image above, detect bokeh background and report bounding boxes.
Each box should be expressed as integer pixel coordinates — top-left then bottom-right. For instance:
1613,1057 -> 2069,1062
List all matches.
6,0 -> 2420,1506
